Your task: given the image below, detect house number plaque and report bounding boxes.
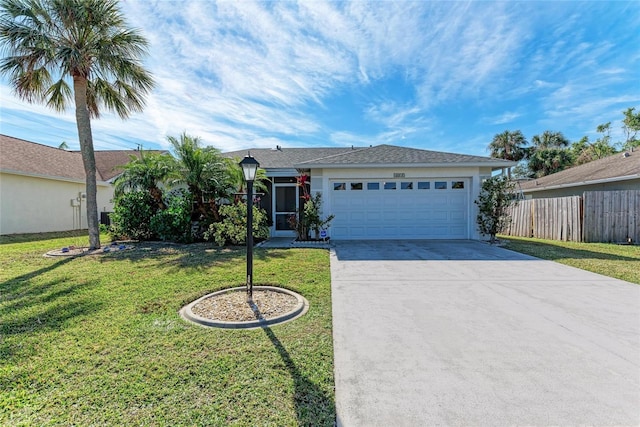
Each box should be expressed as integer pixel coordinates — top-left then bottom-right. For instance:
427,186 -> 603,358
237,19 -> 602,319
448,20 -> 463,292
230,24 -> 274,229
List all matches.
393,173 -> 405,178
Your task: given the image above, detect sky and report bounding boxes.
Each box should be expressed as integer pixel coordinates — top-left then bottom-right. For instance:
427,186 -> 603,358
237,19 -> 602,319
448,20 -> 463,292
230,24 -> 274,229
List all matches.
1,0 -> 639,156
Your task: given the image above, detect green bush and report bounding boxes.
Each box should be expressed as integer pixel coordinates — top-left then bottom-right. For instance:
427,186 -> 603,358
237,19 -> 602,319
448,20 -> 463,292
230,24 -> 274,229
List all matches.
205,202 -> 269,246
474,175 -> 517,243
110,190 -> 156,240
149,190 -> 193,243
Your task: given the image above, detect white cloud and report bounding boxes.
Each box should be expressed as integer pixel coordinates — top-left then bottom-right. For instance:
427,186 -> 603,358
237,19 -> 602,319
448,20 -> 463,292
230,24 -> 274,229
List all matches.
2,0 -> 637,154
484,111 -> 523,126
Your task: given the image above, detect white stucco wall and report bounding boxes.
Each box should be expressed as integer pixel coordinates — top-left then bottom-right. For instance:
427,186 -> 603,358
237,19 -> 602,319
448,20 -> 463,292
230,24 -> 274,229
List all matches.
0,172 -> 114,234
309,166 -> 490,240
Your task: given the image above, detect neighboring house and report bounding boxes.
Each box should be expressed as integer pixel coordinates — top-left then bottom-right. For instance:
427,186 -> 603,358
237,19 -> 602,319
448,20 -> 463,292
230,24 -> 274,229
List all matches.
0,134 -> 158,235
519,148 -> 640,199
224,144 -> 513,240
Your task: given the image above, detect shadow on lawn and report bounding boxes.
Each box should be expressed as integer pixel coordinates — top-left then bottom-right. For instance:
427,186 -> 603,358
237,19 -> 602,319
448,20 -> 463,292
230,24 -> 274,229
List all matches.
1,257 -> 102,339
2,256 -> 74,286
261,324 -> 335,426
500,238 -> 640,262
97,242 -> 289,271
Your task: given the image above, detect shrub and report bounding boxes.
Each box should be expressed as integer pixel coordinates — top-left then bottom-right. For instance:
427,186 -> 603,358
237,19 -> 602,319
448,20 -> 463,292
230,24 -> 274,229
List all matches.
302,192 -> 334,239
474,175 -> 517,243
110,190 -> 156,240
205,202 -> 269,246
149,190 -> 192,243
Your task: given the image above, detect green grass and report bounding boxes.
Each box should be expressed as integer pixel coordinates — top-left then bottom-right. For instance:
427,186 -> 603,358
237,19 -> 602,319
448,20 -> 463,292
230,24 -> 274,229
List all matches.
0,233 -> 335,426
499,235 -> 640,284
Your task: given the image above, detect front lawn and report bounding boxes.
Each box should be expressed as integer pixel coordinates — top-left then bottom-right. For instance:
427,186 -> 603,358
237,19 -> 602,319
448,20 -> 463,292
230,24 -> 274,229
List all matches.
499,236 -> 640,284
0,233 -> 334,426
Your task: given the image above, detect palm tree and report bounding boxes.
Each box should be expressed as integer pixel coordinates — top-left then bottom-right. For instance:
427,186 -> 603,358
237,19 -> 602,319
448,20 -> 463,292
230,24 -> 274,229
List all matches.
224,157 -> 269,204
113,150 -> 174,211
488,130 -> 529,177
168,133 -> 228,221
528,147 -> 573,177
531,130 -> 569,149
0,0 -> 154,249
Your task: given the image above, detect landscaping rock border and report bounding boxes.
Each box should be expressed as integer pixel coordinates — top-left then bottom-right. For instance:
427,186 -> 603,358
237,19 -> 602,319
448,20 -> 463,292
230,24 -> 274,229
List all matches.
179,286 -> 309,329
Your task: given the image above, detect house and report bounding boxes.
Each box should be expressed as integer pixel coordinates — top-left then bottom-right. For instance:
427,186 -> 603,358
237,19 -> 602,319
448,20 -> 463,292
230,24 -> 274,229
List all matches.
223,145 -> 514,240
519,148 -> 640,199
0,134 -> 157,235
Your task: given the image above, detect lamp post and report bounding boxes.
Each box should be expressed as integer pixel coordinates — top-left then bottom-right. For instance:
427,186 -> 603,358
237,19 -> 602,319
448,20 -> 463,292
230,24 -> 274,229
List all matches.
239,153 -> 260,299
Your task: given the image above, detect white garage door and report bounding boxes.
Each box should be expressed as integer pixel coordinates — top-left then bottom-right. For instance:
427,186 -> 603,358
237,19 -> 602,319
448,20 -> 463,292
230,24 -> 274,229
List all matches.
330,179 -> 469,239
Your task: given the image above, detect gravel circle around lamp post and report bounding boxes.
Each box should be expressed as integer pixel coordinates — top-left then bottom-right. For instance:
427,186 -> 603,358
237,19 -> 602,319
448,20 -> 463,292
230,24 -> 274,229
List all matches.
179,286 -> 309,329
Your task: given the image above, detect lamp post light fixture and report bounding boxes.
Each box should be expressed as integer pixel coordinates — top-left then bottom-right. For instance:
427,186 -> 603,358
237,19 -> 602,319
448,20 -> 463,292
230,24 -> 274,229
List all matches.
239,153 -> 260,299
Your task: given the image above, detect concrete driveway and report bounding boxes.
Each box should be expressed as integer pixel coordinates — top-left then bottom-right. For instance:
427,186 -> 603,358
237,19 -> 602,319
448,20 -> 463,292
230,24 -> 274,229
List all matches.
331,240 -> 640,426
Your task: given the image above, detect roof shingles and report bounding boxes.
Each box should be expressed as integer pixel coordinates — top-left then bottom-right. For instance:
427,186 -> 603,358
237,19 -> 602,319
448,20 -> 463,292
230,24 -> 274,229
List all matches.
519,149 -> 640,191
223,144 -> 513,169
0,134 -> 161,182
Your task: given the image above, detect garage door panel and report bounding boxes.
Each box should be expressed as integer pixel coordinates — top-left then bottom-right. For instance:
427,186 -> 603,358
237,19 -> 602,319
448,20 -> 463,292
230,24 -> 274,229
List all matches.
350,211 -> 365,221
350,227 -> 366,238
350,198 -> 366,208
450,211 -> 465,220
367,212 -> 382,221
398,211 -> 414,221
330,179 -> 469,239
432,210 -> 449,221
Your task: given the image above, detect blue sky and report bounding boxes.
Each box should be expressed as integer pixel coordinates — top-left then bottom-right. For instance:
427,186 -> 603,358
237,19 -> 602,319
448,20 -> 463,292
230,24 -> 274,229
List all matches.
1,1 -> 639,156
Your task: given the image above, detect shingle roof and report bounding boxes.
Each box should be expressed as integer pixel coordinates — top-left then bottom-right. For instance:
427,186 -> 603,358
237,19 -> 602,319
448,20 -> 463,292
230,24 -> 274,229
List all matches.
94,150 -> 165,181
296,144 -> 514,167
223,144 -> 514,169
222,147 -> 360,169
519,149 -> 640,192
0,134 -> 88,181
0,134 -> 164,182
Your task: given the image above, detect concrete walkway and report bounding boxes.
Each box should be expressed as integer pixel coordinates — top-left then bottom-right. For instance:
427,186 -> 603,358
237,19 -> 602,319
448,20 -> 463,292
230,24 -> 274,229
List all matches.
330,240 -> 640,426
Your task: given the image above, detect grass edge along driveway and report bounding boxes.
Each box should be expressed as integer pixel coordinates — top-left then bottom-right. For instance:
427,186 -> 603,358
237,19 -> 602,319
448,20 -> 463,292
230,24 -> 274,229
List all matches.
0,233 -> 335,426
499,235 -> 640,285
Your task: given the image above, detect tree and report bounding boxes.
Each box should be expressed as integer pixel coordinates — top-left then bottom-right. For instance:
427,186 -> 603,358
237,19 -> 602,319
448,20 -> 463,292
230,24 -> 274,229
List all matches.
0,0 -> 154,249
573,123 -> 617,165
474,175 -> 517,243
224,157 -> 269,204
531,130 -> 569,149
113,150 -> 174,211
528,147 -> 574,177
527,130 -> 573,177
488,130 -> 529,177
622,107 -> 640,150
168,133 -> 228,221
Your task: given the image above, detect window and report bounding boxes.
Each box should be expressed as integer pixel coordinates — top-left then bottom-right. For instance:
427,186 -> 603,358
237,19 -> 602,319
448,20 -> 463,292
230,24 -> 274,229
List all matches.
333,182 -> 346,190
452,181 -> 465,189
367,182 -> 380,190
351,182 -> 363,190
401,182 -> 413,190
435,181 -> 447,190
383,182 -> 397,190
417,181 -> 430,190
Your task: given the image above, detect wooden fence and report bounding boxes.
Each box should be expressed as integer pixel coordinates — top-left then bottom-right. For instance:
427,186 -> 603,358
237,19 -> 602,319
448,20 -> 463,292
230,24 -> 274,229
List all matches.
503,190 -> 640,243
583,190 -> 640,243
504,196 -> 582,241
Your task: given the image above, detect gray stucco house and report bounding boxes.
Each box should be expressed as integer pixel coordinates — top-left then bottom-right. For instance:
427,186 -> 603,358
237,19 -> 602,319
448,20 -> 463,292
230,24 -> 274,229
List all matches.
224,144 -> 513,240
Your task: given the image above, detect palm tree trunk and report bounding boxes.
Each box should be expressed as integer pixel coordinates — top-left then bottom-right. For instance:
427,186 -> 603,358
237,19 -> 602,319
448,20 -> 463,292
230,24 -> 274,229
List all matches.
73,76 -> 101,249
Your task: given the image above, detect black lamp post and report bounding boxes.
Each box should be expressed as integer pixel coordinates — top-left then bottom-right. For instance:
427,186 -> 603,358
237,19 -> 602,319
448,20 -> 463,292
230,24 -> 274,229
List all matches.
239,153 -> 260,299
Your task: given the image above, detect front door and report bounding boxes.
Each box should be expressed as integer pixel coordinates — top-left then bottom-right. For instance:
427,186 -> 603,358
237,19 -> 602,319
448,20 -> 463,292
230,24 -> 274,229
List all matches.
273,184 -> 298,237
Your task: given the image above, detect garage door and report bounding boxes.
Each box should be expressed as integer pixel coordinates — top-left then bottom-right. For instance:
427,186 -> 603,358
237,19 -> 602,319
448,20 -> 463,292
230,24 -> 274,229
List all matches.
329,179 -> 469,239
